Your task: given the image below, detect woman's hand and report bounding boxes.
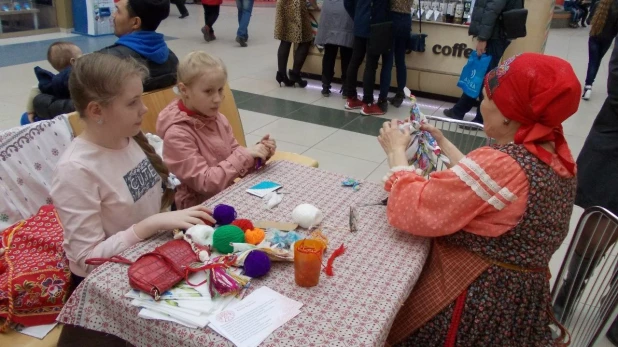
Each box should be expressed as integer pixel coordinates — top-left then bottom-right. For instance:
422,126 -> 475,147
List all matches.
378,120 -> 412,168
378,120 -> 412,155
134,205 -> 215,239
420,123 -> 444,144
248,143 -> 270,160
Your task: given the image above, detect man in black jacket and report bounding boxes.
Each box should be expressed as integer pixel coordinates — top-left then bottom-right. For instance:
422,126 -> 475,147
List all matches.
32,0 -> 179,120
443,0 -> 522,124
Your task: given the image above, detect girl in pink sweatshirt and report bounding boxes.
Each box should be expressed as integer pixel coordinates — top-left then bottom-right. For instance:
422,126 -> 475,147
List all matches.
50,53 -> 215,285
157,51 -> 276,209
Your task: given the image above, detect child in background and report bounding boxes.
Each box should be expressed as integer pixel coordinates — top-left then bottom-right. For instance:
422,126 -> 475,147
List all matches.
201,0 -> 222,42
157,51 -> 277,209
51,53 -> 214,283
21,42 -> 82,125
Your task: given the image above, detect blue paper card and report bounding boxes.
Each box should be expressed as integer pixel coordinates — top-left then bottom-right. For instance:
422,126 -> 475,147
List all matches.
246,181 -> 282,198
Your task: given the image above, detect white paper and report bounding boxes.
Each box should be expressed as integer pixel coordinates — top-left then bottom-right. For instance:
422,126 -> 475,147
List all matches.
433,10 -> 441,21
15,323 -> 57,339
139,309 -> 199,329
209,287 -> 303,347
425,9 -> 433,20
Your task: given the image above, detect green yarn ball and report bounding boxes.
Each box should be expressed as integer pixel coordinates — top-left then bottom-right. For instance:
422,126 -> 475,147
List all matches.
212,225 -> 245,254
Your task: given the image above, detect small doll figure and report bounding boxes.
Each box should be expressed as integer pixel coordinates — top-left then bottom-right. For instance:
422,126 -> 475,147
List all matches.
397,88 -> 449,177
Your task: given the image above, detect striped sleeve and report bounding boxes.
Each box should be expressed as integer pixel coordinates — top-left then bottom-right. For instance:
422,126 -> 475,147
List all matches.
386,147 -> 529,237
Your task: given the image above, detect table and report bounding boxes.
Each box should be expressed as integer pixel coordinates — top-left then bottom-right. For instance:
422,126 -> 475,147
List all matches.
57,161 -> 430,346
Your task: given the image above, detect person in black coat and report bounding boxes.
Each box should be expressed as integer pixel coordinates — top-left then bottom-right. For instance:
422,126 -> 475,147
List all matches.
31,0 -> 179,122
443,0 -> 522,124
342,0 -> 391,116
553,34 -> 618,345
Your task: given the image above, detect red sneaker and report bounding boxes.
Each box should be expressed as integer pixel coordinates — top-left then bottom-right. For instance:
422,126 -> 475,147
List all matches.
361,103 -> 386,116
345,97 -> 364,110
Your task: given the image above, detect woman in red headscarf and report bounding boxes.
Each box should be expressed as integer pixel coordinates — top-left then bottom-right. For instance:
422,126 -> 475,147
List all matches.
378,53 -> 579,346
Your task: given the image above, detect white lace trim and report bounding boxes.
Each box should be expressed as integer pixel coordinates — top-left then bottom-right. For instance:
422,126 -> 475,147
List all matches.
460,157 -> 517,202
452,165 -> 505,210
382,166 -> 420,183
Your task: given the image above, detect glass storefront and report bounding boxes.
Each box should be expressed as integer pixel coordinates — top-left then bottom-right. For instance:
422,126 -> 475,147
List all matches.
0,0 -> 59,35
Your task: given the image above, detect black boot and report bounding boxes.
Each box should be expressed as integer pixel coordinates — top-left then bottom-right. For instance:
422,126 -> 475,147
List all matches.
388,92 -> 405,108
288,70 -> 308,88
276,71 -> 294,87
321,84 -> 331,97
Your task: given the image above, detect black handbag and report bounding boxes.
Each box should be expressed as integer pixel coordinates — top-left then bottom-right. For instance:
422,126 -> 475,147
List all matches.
500,0 -> 528,40
406,3 -> 427,53
368,21 -> 393,55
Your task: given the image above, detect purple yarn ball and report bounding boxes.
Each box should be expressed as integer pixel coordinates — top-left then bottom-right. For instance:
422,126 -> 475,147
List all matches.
213,204 -> 237,225
243,250 -> 271,278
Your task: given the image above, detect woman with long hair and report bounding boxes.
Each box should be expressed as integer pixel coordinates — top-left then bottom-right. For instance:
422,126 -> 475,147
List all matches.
583,0 -> 618,100
274,0 -> 320,87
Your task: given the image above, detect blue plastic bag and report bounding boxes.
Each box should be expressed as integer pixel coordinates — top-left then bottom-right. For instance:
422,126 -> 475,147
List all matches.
457,53 -> 492,98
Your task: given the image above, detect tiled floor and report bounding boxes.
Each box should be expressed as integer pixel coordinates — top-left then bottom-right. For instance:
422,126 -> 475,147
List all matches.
0,4 -> 615,345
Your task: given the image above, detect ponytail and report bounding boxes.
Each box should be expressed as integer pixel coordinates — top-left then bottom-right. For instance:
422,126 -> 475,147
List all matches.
133,132 -> 175,210
590,0 -> 614,37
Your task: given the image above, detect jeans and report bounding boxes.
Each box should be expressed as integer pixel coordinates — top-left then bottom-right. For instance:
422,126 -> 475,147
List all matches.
172,0 -> 189,16
344,36 -> 368,98
451,38 -> 510,123
203,4 -> 220,31
564,2 -> 582,23
381,12 -> 412,97
586,36 -> 613,86
236,0 -> 254,39
321,44 -> 353,88
363,50 -> 390,104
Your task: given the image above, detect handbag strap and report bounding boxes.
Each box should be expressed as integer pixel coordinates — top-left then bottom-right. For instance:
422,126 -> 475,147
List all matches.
184,255 -> 237,287
85,255 -> 134,266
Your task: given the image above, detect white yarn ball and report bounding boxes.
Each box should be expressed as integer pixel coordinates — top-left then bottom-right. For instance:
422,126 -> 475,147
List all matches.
292,204 -> 324,229
186,225 -> 215,247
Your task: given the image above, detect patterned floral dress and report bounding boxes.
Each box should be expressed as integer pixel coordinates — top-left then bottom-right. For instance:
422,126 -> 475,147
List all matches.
387,144 -> 576,346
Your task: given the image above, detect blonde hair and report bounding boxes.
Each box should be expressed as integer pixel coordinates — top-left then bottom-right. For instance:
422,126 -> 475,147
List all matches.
590,0 -> 615,37
69,53 -> 175,209
177,51 -> 228,86
47,41 -> 81,71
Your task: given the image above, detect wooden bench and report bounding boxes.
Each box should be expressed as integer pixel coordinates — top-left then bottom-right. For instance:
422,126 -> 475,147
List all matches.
551,7 -> 573,29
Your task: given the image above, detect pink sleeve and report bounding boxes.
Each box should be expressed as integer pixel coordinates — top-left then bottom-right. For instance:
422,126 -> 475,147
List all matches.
51,162 -> 143,277
162,125 -> 254,198
385,147 -> 529,238
222,115 -> 256,173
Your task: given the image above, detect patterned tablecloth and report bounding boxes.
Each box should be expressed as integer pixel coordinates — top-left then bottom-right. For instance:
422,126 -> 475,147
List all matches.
57,161 -> 430,347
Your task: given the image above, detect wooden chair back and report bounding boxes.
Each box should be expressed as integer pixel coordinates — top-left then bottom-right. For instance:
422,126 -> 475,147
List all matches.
66,83 -> 247,147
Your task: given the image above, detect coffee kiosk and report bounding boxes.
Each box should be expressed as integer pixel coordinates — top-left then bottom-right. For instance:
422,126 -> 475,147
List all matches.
294,0 -> 555,98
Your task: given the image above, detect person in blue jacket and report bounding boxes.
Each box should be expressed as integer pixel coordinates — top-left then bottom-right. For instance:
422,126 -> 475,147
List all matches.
342,0 -> 392,116
29,0 -> 178,123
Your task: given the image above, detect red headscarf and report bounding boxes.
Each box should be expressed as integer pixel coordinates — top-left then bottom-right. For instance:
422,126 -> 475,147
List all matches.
484,53 -> 580,177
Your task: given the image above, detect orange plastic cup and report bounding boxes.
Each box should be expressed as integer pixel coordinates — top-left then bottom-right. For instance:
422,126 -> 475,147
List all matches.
294,239 -> 324,287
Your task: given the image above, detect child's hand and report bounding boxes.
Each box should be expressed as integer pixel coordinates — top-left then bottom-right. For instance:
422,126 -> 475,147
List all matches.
259,134 -> 277,158
27,113 -> 36,123
135,205 -> 215,239
249,143 -> 270,160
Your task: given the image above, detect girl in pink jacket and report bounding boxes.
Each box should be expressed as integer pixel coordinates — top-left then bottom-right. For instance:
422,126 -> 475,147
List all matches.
158,51 -> 276,209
